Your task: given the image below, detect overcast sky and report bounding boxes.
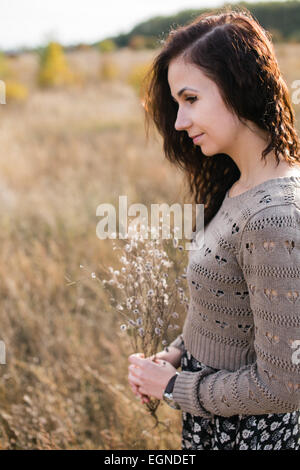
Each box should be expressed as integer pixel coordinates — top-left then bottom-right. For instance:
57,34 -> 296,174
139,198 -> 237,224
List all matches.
0,0 -> 287,51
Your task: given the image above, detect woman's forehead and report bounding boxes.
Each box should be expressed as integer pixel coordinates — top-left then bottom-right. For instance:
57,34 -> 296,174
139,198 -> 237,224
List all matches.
168,59 -> 212,93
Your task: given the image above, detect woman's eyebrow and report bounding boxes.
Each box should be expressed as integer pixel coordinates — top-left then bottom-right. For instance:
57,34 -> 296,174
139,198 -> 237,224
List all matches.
171,87 -> 199,99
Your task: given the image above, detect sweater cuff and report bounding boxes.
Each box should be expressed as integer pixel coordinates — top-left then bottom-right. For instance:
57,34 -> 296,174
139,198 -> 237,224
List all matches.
172,368 -> 215,418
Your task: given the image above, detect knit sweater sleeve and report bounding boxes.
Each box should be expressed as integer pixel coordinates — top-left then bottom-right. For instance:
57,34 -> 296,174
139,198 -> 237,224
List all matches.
173,204 -> 300,417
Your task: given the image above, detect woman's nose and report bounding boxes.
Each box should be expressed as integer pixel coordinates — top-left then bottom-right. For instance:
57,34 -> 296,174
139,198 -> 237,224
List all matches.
174,110 -> 192,132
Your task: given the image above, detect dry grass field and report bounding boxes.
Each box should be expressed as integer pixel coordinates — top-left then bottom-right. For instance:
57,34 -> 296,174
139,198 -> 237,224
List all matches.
0,43 -> 299,450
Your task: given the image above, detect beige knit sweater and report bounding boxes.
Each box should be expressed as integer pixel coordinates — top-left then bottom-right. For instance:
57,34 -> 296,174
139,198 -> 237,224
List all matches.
170,176 -> 300,418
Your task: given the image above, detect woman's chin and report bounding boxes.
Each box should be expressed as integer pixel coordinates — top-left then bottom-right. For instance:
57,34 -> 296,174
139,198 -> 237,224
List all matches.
199,145 -> 215,156
199,142 -> 223,157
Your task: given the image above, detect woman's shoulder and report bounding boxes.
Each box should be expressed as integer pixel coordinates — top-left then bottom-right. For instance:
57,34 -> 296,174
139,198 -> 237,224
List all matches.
242,201 -> 299,232
239,175 -> 300,217
235,181 -> 300,254
224,176 -> 300,227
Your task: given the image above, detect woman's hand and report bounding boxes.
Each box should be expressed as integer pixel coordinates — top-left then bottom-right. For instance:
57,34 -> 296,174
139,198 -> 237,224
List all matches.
128,353 -> 151,403
149,346 -> 183,369
128,353 -> 178,401
128,348 -> 182,403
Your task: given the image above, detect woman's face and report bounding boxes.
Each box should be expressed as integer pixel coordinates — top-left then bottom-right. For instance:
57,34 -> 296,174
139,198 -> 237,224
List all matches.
167,55 -> 241,156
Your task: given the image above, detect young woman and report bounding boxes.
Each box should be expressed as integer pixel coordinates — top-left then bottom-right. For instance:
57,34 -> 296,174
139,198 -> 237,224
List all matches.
128,8 -> 300,450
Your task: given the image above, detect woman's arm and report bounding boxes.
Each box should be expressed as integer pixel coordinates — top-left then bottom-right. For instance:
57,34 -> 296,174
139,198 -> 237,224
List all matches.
172,204 -> 300,417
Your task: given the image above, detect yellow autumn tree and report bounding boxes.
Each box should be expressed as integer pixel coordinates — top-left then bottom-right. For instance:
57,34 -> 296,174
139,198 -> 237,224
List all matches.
38,42 -> 75,87
5,81 -> 29,103
0,51 -> 29,103
0,51 -> 10,79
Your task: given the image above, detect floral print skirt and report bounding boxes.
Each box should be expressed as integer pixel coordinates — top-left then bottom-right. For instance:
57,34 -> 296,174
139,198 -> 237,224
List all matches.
181,349 -> 300,450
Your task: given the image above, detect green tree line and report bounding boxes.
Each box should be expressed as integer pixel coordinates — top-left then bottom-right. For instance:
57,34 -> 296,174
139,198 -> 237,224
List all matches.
96,1 -> 300,48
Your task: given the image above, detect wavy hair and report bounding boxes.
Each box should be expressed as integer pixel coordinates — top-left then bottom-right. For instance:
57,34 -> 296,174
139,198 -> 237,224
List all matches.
143,7 -> 300,228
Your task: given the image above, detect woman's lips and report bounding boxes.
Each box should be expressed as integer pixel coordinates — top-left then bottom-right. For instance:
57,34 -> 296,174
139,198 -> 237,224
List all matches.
193,133 -> 205,144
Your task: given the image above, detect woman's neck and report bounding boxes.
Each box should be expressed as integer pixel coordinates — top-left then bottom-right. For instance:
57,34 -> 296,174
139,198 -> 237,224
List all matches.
229,158 -> 300,197
226,120 -> 300,188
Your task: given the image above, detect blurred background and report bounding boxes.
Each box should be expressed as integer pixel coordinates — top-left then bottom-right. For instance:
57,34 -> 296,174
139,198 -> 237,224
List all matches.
0,0 -> 299,450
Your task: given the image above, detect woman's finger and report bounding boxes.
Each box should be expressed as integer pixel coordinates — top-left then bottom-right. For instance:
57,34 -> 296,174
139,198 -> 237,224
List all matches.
128,372 -> 143,387
130,383 -> 150,404
128,363 -> 142,375
153,358 -> 167,366
130,382 -> 138,394
129,380 -> 150,401
128,375 -> 143,392
131,383 -> 143,398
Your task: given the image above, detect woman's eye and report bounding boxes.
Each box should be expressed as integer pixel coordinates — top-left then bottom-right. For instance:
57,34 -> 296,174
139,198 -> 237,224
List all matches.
171,96 -> 197,105
185,96 -> 197,103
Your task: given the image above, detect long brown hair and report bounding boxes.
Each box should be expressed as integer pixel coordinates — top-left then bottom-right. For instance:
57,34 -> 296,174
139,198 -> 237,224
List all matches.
143,6 -> 300,228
